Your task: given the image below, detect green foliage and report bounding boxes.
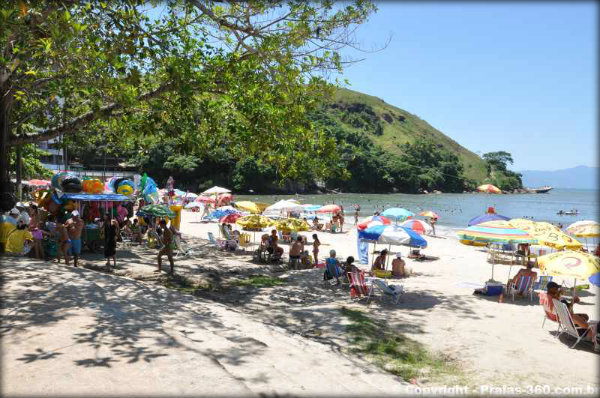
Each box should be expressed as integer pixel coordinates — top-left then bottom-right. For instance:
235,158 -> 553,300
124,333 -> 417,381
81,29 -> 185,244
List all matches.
1,0 -> 376,190
230,275 -> 287,288
482,151 -> 522,190
9,145 -> 52,180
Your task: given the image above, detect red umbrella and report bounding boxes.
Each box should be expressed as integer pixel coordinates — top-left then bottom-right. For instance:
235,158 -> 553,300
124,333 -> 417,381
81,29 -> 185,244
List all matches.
195,195 -> 216,203
26,179 -> 51,187
357,216 -> 392,230
317,204 -> 341,213
220,213 -> 242,224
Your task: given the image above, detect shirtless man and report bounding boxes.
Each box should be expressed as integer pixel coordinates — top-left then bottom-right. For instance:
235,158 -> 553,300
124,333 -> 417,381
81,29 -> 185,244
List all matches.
392,252 -> 406,278
56,221 -> 71,265
289,236 -> 304,268
268,229 -> 284,260
65,210 -> 85,267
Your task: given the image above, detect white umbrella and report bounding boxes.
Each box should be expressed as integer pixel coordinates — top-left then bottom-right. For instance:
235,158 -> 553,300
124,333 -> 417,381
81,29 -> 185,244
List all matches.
202,186 -> 231,195
185,202 -> 203,209
263,200 -> 303,214
182,192 -> 199,199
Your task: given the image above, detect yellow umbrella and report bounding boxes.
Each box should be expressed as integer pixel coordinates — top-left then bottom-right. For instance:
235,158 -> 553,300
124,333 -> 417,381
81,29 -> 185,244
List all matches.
235,201 -> 270,214
509,218 -> 582,251
566,222 -> 600,238
477,184 -> 502,194
274,218 -> 310,232
538,251 -> 600,281
235,215 -> 274,229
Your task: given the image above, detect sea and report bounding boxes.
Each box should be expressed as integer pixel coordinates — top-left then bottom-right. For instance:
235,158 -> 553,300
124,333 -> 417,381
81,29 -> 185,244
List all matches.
234,189 -> 599,229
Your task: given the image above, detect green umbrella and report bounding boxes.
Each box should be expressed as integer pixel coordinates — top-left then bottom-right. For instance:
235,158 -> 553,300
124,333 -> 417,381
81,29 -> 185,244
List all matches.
140,204 -> 175,218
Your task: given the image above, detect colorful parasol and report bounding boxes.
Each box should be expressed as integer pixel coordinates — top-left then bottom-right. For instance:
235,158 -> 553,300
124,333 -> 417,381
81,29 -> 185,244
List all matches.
565,221 -> 600,238
234,201 -> 270,214
538,251 -> 600,282
457,220 -> 537,244
317,204 -> 341,213
400,219 -> 433,235
419,210 -> 439,219
236,215 -> 275,229
357,215 -> 392,230
195,195 -> 216,203
477,184 -> 502,193
509,218 -> 582,250
273,218 -> 310,232
468,212 -> 510,226
220,213 -> 242,224
358,225 -> 428,248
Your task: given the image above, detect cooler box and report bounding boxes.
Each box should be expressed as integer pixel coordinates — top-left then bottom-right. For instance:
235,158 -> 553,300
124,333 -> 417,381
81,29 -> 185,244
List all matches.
485,281 -> 504,296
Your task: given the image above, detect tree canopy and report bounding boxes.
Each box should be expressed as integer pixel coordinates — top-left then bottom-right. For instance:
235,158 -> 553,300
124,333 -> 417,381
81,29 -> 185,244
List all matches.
0,0 -> 376,208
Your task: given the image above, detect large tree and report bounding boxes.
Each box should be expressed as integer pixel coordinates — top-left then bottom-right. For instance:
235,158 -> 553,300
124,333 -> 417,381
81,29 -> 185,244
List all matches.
0,0 -> 376,209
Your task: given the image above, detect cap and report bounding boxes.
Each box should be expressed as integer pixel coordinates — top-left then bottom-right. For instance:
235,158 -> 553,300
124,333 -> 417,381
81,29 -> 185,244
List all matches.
9,208 -> 20,216
396,252 -> 402,258
330,249 -> 336,256
15,202 -> 25,208
71,210 -> 80,217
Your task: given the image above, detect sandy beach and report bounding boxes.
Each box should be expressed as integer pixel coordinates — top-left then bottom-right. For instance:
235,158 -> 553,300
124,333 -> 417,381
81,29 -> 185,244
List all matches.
2,212 -> 599,396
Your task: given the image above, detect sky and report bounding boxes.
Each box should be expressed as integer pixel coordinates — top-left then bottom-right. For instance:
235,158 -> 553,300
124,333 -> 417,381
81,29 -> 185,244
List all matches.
336,2 -> 597,171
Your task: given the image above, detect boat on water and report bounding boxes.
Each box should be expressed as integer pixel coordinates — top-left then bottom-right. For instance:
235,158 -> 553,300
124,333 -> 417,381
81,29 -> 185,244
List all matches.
557,209 -> 579,216
527,186 -> 553,193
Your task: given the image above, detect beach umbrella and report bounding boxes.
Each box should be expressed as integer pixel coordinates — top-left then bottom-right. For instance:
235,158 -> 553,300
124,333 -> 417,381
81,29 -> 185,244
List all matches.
220,213 -> 242,224
317,204 -> 341,213
236,215 -> 275,229
202,186 -> 231,195
419,210 -> 439,219
400,219 -> 433,235
195,195 -> 216,203
302,204 -> 322,212
264,200 -> 303,213
182,192 -> 198,199
358,225 -> 428,248
274,218 -> 310,232
477,184 -> 502,194
235,201 -> 270,214
357,215 -> 392,230
139,204 -> 175,218
25,179 -> 51,187
565,221 -> 599,238
184,202 -> 203,209
538,251 -> 600,287
509,218 -> 582,251
206,209 -> 239,220
457,221 -> 537,245
381,207 -> 414,222
468,213 -> 510,226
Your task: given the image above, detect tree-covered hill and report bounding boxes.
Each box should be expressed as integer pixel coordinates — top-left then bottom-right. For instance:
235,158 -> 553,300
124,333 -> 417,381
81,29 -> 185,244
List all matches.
323,88 -> 488,183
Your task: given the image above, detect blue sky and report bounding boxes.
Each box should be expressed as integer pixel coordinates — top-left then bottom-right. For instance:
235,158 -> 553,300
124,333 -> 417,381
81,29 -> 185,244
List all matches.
336,2 -> 597,171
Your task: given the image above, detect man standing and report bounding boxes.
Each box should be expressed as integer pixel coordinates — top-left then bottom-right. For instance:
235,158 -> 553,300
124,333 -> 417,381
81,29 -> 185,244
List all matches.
156,219 -> 175,274
65,210 -> 84,267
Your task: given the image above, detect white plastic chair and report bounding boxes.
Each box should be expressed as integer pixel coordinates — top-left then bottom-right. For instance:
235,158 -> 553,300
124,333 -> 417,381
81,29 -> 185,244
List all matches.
552,298 -> 597,349
372,279 -> 403,304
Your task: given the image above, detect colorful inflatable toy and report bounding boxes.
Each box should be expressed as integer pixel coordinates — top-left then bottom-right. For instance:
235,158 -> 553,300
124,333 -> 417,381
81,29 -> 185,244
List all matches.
83,178 -> 104,194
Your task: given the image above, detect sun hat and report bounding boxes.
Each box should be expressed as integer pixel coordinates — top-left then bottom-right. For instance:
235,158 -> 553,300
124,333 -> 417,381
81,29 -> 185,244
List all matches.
15,202 -> 25,209
9,208 -> 20,216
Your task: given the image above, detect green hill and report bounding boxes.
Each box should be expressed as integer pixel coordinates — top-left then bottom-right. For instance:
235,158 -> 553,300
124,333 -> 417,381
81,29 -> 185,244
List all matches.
323,88 -> 488,182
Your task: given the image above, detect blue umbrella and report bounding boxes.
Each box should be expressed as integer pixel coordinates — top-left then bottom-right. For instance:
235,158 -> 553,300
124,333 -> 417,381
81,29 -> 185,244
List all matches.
381,207 -> 415,222
205,209 -> 239,220
358,225 -> 427,248
589,272 -> 600,287
303,205 -> 322,212
468,213 -> 510,226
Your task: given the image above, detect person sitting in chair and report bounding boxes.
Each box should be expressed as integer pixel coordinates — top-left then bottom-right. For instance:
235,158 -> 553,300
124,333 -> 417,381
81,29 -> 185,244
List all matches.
344,256 -> 358,274
324,250 -> 342,285
371,249 -> 388,274
267,229 -> 284,260
392,252 -> 406,278
498,262 -> 537,303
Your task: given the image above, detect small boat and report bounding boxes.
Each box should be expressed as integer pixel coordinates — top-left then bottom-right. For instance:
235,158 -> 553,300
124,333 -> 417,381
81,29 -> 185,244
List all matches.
527,186 -> 552,193
557,209 -> 579,216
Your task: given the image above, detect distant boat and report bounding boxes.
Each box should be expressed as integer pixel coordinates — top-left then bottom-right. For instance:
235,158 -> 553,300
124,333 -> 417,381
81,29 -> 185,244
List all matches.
527,186 -> 553,193
557,209 -> 579,216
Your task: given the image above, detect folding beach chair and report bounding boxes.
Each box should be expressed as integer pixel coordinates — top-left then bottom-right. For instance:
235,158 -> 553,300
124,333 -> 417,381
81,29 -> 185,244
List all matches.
539,291 -> 562,333
507,275 -> 534,303
552,298 -> 598,349
532,275 -> 553,292
348,270 -> 373,302
208,232 -> 226,250
372,279 -> 403,304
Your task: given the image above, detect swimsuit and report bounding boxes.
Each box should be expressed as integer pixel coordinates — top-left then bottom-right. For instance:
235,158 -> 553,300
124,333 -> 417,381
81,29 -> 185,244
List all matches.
69,238 -> 82,255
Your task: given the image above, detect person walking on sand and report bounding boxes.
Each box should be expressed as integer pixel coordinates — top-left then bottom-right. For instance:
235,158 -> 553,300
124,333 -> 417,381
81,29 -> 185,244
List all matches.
65,210 -> 84,267
56,221 -> 71,265
354,204 -> 360,225
429,217 -> 437,236
338,206 -> 345,233
103,215 -> 118,269
312,233 -> 321,265
156,219 -> 175,274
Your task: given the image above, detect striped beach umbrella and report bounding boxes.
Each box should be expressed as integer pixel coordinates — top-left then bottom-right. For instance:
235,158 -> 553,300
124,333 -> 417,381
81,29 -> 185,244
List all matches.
358,225 -> 428,248
381,207 -> 414,221
419,210 -> 439,219
357,215 -> 392,230
400,219 -> 433,235
565,221 -> 599,238
509,218 -> 582,250
468,213 -> 510,226
457,220 -> 537,244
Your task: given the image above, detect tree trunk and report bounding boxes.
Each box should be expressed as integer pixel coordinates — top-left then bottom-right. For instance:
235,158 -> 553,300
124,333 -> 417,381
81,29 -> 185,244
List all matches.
0,89 -> 16,211
16,145 -> 22,200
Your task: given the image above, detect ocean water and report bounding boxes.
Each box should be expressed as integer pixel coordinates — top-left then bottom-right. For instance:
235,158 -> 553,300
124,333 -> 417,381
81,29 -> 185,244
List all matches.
234,189 -> 599,229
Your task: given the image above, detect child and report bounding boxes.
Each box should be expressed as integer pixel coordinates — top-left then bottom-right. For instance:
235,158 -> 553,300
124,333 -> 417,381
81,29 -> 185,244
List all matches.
312,233 -> 321,265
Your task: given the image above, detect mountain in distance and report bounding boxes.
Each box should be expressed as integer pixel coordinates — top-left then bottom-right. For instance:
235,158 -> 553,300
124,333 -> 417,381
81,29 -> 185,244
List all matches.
519,165 -> 599,189
325,88 -> 489,182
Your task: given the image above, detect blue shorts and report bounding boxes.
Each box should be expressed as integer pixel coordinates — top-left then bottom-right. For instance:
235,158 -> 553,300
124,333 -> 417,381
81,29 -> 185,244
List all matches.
69,238 -> 82,255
